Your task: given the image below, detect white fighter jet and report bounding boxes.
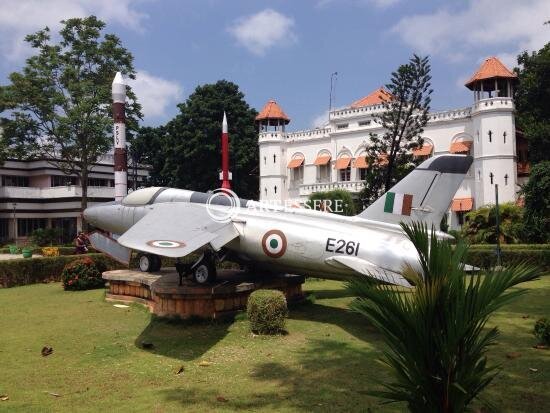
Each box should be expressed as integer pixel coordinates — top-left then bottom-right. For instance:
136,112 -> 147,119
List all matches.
84,154 -> 473,287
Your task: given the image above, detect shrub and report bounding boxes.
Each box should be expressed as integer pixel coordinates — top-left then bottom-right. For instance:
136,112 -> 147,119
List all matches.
306,189 -> 357,216
247,289 -> 288,335
61,257 -> 105,291
461,202 -> 525,244
30,228 -> 62,246
0,253 -> 124,288
349,222 -> 539,412
41,247 -> 60,257
534,318 -> 550,345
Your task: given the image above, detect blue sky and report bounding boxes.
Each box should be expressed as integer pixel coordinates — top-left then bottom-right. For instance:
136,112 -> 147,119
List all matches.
1,0 -> 549,130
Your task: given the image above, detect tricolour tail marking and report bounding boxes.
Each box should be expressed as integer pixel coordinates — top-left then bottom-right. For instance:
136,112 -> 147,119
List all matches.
358,154 -> 473,228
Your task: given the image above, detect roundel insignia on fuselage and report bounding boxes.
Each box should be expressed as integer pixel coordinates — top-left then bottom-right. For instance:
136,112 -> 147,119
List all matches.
261,230 -> 287,258
147,240 -> 185,248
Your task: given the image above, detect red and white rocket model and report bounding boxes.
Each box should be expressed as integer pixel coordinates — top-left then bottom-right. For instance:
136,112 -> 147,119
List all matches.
220,112 -> 232,190
112,72 -> 128,201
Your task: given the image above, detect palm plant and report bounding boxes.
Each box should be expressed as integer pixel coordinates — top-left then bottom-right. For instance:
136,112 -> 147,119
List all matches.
349,222 -> 539,412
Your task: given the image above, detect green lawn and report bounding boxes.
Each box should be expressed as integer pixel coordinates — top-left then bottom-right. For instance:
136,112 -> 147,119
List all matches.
0,277 -> 549,412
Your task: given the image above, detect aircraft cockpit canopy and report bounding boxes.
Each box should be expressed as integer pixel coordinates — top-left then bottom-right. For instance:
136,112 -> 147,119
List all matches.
121,187 -> 166,206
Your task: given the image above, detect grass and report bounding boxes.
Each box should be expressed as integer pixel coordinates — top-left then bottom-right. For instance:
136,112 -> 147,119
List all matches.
0,278 -> 548,412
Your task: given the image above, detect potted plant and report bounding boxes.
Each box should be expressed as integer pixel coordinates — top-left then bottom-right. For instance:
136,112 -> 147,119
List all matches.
8,244 -> 20,254
21,243 -> 33,258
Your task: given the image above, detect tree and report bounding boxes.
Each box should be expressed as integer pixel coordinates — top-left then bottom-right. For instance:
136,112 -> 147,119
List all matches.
305,189 -> 357,216
520,161 -> 550,243
0,16 -> 142,212
130,126 -> 170,186
349,222 -> 539,412
514,41 -> 550,163
360,55 -> 432,207
162,80 -> 258,199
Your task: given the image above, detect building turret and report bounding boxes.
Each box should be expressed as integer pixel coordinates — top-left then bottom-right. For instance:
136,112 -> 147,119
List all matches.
465,56 -> 517,101
466,57 -> 518,208
257,99 -> 290,202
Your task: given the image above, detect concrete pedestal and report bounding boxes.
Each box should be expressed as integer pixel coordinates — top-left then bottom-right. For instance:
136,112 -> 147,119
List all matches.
102,267 -> 305,319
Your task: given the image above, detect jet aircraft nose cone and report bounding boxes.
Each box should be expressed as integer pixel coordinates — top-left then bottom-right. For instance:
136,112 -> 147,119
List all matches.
83,205 -> 99,226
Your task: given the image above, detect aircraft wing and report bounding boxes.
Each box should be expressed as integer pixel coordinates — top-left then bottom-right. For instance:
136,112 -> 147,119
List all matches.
325,255 -> 412,288
117,202 -> 239,258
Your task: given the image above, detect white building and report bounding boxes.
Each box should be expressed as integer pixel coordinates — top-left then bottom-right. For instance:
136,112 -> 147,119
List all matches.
257,57 -> 530,228
0,154 -> 149,243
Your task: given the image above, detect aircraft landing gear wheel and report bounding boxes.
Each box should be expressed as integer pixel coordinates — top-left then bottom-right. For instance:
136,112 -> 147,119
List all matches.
191,253 -> 217,284
138,253 -> 159,273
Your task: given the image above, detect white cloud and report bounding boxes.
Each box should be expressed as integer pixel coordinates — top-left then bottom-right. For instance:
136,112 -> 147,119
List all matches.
391,0 -> 550,63
311,110 -> 330,128
128,70 -> 182,120
0,0 -> 148,61
228,9 -> 296,56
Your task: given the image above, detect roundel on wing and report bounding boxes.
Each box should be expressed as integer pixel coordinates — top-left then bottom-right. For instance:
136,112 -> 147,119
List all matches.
147,240 -> 185,248
261,230 -> 287,258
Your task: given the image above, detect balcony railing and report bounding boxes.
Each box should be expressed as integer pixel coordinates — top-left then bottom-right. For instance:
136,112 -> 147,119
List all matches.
299,180 -> 364,196
0,185 -> 114,199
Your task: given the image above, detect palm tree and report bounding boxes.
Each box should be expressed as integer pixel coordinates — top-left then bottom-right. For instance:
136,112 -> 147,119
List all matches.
349,222 -> 539,412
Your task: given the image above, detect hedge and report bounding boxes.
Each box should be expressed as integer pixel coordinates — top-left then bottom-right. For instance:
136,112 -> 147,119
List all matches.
0,251 -> 241,288
0,246 -> 97,255
468,244 -> 550,251
465,248 -> 550,272
0,254 -> 124,288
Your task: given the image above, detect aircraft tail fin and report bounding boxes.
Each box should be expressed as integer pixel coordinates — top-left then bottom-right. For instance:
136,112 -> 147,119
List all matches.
358,154 -> 473,228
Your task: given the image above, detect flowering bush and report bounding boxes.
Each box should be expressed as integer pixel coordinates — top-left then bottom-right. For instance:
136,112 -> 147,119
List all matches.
41,247 -> 60,257
61,257 -> 104,291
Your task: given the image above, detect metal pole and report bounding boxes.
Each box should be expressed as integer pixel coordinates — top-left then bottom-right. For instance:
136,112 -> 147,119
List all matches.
495,184 -> 502,267
329,72 -> 338,121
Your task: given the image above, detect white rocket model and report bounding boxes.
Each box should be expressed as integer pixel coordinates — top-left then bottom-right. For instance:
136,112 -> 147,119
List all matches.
112,72 -> 127,202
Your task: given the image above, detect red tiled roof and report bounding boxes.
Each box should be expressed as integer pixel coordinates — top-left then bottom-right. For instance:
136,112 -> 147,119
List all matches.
413,144 -> 433,157
450,141 -> 472,154
256,99 -> 290,122
314,155 -> 331,166
335,156 -> 352,170
350,88 -> 393,108
287,157 -> 304,168
465,57 -> 517,88
354,156 -> 368,169
451,198 -> 473,212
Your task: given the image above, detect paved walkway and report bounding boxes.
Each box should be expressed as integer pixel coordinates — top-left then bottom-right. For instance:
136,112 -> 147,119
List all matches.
0,253 -> 42,260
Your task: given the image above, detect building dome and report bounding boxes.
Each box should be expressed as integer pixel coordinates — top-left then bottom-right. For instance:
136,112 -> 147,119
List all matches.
255,99 -> 290,125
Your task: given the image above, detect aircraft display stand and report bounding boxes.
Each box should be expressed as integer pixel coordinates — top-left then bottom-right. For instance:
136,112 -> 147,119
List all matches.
102,268 -> 305,319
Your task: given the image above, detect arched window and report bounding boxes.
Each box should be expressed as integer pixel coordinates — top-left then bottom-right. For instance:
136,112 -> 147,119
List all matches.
336,153 -> 352,182
504,174 -> 508,185
489,172 -> 494,184
274,185 -> 277,194
314,151 -> 332,183
264,187 -> 267,196
503,131 -> 507,144
488,130 -> 492,143
273,154 -> 276,163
